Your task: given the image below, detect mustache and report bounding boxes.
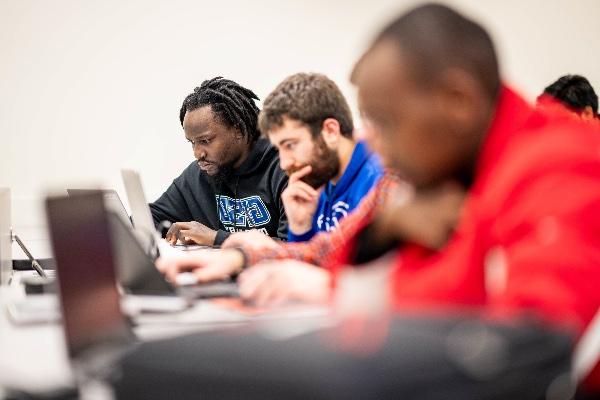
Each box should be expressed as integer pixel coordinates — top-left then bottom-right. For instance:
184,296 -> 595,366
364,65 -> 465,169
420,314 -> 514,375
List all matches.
285,164 -> 309,176
285,164 -> 326,189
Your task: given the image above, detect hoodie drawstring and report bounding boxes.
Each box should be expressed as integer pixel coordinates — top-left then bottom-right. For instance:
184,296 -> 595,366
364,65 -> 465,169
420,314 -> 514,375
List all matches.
234,176 -> 239,232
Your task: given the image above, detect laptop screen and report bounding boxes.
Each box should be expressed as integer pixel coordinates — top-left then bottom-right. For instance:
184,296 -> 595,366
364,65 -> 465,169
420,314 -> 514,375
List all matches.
0,188 -> 11,285
46,191 -> 131,360
120,169 -> 156,242
107,210 -> 174,296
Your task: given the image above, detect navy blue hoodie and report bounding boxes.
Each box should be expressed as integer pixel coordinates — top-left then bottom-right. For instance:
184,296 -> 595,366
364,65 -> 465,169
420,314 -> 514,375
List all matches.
150,138 -> 288,245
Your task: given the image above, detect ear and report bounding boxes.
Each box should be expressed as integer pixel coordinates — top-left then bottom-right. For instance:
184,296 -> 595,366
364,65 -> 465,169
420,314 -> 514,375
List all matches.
436,68 -> 487,137
581,106 -> 595,121
320,118 -> 342,148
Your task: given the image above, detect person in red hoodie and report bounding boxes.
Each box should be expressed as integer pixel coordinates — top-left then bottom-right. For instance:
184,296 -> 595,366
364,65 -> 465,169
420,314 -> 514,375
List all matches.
345,3 -> 600,394
349,10 -> 600,336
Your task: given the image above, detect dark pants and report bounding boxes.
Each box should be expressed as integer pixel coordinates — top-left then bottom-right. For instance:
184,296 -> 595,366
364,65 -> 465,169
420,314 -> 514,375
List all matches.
111,316 -> 573,400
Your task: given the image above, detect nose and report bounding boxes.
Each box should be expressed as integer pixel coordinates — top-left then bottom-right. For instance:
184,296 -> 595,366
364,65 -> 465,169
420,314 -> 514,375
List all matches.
279,154 -> 295,171
194,145 -> 206,161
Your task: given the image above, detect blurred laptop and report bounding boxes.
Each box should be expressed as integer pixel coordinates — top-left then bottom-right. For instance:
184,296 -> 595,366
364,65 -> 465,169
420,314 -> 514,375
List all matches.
55,192 -> 237,299
43,193 -> 240,388
8,190 -> 237,324
0,188 -> 11,285
45,191 -> 136,375
67,189 -> 132,229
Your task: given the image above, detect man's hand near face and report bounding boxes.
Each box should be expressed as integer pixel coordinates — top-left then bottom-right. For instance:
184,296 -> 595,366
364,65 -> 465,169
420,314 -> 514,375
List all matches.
165,221 -> 218,246
239,260 -> 331,307
156,248 -> 244,284
374,181 -> 467,250
281,165 -> 321,236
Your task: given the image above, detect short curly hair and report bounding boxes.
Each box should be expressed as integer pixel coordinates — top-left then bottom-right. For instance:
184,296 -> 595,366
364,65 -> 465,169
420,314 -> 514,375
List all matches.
258,73 -> 354,138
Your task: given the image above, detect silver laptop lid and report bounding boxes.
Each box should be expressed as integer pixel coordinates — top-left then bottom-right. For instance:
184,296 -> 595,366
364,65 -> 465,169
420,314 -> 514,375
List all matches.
0,188 -> 11,285
107,210 -> 175,296
120,169 -> 158,254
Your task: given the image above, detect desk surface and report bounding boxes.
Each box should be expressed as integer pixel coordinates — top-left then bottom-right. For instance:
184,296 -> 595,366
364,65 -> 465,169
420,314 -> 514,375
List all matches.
0,288 -> 71,394
0,271 -> 332,395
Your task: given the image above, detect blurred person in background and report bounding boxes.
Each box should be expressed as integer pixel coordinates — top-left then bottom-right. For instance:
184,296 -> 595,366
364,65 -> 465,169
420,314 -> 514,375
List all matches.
537,74 -> 599,121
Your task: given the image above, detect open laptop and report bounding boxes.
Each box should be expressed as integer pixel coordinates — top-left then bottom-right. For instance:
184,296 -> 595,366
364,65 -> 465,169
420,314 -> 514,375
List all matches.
108,205 -> 239,299
120,170 -> 156,245
45,192 -> 136,374
50,191 -> 238,300
0,188 -> 12,285
67,189 -> 132,229
120,169 -> 206,253
108,210 -> 176,296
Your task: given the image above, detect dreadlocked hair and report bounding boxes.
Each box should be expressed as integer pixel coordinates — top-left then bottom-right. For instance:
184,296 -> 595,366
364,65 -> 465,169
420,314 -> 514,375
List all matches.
179,77 -> 261,143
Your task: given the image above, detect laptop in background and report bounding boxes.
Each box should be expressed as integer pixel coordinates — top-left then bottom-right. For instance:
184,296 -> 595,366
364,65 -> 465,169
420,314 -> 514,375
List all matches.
107,210 -> 177,297
120,169 -> 206,253
50,191 -> 237,300
0,188 -> 12,285
67,189 -> 133,229
120,170 -> 157,251
107,201 -> 239,299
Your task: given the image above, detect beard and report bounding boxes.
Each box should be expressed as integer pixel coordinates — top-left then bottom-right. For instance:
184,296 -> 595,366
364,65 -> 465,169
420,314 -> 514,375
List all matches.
205,161 -> 236,187
286,137 -> 340,189
199,150 -> 239,187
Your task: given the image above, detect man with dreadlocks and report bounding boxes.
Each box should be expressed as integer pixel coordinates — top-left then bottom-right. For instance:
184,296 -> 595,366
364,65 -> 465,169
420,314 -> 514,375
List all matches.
149,77 -> 288,246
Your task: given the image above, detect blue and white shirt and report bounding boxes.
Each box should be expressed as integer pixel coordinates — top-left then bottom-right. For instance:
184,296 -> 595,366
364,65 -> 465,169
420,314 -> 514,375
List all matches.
288,141 -> 383,242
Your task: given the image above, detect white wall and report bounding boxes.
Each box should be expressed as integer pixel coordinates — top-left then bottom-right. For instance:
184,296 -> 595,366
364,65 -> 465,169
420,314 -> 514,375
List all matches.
1,0 -> 599,253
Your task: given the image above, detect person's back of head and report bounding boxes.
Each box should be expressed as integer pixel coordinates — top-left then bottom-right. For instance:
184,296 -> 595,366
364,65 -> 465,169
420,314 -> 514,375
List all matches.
351,3 -> 500,188
353,3 -> 500,101
538,74 -> 598,120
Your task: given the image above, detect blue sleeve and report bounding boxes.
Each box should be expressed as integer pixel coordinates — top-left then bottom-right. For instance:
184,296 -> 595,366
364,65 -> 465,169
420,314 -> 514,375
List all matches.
287,227 -> 317,242
350,154 -> 384,208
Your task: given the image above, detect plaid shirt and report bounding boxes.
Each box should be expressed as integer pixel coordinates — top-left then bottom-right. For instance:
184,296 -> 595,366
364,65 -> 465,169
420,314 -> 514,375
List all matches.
243,171 -> 404,269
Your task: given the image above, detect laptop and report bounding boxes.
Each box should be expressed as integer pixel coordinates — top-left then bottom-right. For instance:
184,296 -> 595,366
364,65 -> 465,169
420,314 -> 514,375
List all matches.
67,189 -> 133,229
45,192 -> 136,373
0,188 -> 12,285
120,169 -> 157,251
120,169 -> 206,252
107,209 -> 178,297
51,191 -> 237,300
108,206 -> 239,299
